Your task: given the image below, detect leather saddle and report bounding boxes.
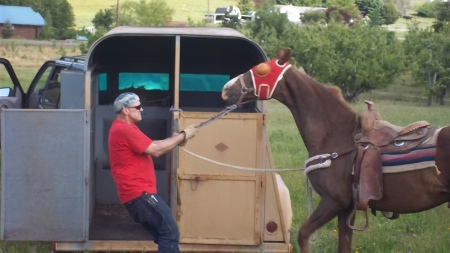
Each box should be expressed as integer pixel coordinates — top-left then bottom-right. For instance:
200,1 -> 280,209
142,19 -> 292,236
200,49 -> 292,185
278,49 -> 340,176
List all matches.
353,101 -> 436,212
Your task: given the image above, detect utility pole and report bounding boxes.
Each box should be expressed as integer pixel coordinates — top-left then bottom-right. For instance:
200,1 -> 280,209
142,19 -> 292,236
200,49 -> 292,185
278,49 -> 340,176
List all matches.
116,0 -> 120,27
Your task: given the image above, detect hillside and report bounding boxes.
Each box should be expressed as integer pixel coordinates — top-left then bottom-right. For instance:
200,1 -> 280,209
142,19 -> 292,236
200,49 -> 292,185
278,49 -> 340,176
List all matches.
67,0 -> 238,28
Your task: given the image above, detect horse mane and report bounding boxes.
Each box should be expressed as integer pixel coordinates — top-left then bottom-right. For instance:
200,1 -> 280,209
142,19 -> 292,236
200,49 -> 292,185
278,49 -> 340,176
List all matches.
327,86 -> 357,114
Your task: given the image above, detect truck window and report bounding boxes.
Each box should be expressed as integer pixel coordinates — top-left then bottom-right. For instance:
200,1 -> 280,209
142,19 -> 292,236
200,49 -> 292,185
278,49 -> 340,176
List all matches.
37,66 -> 66,109
0,64 -> 15,96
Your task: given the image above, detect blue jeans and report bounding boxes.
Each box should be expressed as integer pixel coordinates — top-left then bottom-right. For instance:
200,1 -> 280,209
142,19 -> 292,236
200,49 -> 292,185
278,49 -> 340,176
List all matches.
125,193 -> 181,253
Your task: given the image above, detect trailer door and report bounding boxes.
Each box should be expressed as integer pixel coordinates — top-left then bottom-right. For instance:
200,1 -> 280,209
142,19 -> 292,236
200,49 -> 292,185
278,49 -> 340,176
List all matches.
1,109 -> 88,241
177,112 -> 263,245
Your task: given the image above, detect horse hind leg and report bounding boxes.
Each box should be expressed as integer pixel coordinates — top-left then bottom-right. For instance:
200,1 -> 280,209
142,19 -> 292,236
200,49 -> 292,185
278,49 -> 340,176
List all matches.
298,198 -> 343,253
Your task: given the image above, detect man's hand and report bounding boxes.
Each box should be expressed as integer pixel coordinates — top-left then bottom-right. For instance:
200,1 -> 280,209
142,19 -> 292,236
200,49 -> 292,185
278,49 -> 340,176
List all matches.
181,124 -> 199,140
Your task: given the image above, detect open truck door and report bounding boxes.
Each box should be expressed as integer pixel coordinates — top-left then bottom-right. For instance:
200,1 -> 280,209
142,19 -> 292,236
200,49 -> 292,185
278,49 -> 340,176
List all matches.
0,57 -> 88,241
0,58 -> 25,109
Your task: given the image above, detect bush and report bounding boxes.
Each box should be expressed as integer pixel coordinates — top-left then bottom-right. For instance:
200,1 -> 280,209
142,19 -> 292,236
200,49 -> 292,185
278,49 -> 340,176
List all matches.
300,10 -> 326,24
1,20 -> 14,39
416,2 -> 438,18
382,1 -> 400,25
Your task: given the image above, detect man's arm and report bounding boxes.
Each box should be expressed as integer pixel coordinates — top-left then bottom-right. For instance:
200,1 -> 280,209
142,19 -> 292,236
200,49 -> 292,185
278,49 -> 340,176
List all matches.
143,133 -> 185,157
143,125 -> 198,157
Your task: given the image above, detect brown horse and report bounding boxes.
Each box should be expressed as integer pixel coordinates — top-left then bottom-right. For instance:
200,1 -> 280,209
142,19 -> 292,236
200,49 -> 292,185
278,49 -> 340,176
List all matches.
221,48 -> 450,253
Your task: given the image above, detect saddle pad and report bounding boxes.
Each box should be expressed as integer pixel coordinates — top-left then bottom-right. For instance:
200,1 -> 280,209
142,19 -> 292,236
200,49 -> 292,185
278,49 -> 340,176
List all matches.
381,146 -> 437,174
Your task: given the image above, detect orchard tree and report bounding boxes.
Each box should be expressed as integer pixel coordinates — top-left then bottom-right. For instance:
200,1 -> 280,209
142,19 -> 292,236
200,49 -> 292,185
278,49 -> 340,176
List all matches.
285,23 -> 405,101
119,0 -> 174,26
244,0 -> 290,57
433,1 -> 450,32
403,27 -> 450,105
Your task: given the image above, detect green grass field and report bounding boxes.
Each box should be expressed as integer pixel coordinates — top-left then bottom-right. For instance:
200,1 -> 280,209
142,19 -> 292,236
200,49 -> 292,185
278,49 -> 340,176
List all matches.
67,0 -> 238,28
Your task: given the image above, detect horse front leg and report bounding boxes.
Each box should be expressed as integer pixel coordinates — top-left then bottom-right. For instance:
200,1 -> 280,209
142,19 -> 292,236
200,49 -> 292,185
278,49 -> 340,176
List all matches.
297,198 -> 342,253
337,207 -> 355,253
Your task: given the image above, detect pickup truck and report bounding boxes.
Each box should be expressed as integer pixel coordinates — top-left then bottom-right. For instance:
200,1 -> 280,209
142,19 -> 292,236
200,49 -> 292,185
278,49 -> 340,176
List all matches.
0,56 -> 84,109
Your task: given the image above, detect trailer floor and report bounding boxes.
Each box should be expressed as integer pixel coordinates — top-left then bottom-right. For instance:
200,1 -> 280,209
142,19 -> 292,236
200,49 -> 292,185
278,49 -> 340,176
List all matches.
89,204 -> 152,240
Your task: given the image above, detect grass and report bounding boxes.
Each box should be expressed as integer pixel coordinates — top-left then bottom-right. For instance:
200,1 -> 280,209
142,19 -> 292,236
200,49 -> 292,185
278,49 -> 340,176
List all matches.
0,41 -> 82,88
67,0 -> 238,28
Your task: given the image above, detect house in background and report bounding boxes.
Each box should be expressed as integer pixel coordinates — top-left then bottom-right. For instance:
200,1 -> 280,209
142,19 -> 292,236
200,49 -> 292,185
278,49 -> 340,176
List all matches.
276,5 -> 326,25
0,5 -> 46,39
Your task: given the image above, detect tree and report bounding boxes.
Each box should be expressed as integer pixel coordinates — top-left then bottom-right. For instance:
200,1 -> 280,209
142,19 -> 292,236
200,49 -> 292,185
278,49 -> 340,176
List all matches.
237,0 -> 253,13
433,1 -> 450,32
368,4 -> 384,26
404,27 -> 450,105
391,0 -> 411,16
120,0 -> 174,26
382,1 -> 400,25
325,0 -> 358,10
289,0 -> 324,7
92,9 -> 115,30
355,0 -> 384,16
300,10 -> 326,24
286,23 -> 405,101
244,0 -> 290,57
39,9 -> 55,39
1,19 -> 14,38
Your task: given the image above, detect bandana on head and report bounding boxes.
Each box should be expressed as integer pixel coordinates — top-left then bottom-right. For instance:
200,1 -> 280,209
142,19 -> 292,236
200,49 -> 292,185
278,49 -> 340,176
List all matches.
249,59 -> 291,100
113,92 -> 140,112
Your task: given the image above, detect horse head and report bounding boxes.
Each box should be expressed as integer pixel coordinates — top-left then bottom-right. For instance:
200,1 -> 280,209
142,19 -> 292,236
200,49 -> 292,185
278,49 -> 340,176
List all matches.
222,48 -> 293,105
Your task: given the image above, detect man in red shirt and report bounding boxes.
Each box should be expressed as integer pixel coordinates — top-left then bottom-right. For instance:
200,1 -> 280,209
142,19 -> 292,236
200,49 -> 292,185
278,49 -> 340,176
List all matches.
108,92 -> 198,253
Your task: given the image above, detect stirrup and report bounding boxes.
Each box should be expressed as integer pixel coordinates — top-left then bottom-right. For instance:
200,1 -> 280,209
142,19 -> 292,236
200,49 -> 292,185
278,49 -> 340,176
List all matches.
347,207 -> 370,231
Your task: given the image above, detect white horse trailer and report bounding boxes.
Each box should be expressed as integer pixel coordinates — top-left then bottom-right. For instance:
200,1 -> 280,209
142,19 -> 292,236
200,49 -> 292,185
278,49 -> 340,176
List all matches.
0,26 -> 292,252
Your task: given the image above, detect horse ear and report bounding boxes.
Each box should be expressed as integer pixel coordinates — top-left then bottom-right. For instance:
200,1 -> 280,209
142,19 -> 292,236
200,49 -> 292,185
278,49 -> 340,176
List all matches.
255,63 -> 271,77
276,48 -> 285,59
278,48 -> 292,65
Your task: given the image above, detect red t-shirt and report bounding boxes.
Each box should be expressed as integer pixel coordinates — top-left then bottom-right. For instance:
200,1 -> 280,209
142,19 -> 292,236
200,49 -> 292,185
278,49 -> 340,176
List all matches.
108,120 -> 156,204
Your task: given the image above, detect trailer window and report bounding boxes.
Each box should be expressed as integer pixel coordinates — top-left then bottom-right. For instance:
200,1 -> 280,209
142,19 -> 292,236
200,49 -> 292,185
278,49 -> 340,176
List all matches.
180,74 -> 229,92
118,73 -> 169,91
98,73 -> 107,91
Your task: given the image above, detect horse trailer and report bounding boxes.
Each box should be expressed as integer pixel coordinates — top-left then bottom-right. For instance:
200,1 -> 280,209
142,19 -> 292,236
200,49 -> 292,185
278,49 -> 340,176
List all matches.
0,26 -> 292,252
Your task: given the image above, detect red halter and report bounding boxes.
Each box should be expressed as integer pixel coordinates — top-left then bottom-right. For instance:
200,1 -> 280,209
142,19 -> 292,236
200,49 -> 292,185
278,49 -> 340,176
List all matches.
250,59 -> 291,100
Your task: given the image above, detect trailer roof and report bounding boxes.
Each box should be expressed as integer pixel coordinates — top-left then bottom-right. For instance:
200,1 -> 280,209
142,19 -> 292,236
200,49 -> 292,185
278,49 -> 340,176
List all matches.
104,26 -> 248,39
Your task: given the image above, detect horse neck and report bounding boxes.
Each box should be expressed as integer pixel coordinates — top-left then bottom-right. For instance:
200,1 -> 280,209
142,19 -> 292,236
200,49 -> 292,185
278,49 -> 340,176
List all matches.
274,70 -> 357,155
